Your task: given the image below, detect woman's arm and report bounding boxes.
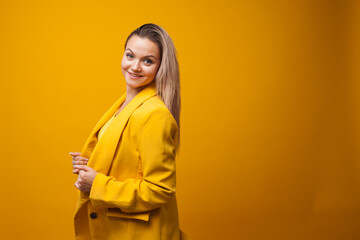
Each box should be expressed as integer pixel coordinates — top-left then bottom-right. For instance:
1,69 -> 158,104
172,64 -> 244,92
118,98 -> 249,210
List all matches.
88,108 -> 178,213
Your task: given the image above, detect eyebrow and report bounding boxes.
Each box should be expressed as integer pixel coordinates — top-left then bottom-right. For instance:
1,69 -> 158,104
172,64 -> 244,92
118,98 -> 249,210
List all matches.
126,48 -> 156,59
126,48 -> 157,59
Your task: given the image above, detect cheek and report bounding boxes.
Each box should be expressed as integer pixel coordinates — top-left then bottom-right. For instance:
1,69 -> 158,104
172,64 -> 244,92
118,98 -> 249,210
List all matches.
142,68 -> 156,78
121,61 -> 125,71
147,65 -> 160,77
121,58 -> 130,71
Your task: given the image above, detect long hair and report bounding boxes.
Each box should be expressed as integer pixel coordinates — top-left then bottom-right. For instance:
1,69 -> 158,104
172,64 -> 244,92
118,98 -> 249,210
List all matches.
125,23 -> 181,144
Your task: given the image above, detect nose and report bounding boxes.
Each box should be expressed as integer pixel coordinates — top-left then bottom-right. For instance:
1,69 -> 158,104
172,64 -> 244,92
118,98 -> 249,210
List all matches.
131,60 -> 141,72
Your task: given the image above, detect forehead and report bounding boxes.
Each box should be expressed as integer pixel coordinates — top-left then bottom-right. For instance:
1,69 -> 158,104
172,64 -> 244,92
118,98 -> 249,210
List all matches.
126,35 -> 160,57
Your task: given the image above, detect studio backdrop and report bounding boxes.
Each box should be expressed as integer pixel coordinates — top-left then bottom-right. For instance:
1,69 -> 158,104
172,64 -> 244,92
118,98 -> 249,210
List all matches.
0,0 -> 359,239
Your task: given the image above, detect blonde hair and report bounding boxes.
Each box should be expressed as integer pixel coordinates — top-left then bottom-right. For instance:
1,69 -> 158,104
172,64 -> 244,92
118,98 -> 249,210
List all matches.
125,23 -> 181,143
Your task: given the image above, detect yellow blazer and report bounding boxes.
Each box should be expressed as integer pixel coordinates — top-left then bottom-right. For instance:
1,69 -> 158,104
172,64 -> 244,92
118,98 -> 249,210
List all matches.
74,82 -> 188,240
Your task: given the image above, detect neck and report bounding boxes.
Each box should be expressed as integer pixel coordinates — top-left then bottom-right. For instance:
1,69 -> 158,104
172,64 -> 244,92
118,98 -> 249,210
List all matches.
125,86 -> 139,103
125,82 -> 153,103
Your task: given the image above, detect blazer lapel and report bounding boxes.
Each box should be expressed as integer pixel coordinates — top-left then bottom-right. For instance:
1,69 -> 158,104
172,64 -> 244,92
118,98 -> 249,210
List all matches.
80,94 -> 126,160
81,82 -> 157,175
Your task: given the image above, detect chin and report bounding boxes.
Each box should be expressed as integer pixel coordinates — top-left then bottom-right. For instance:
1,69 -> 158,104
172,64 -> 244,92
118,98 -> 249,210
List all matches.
126,79 -> 153,89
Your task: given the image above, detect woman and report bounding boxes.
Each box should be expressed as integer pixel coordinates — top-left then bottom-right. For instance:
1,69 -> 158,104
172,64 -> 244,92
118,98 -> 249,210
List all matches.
69,23 -> 188,240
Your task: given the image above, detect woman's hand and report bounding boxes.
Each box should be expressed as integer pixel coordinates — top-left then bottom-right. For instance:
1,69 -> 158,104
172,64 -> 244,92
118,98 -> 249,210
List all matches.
74,165 -> 98,193
69,152 -> 88,174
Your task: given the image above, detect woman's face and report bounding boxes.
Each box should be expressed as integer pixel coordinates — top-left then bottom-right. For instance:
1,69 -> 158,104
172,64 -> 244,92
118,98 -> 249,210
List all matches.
121,35 -> 161,90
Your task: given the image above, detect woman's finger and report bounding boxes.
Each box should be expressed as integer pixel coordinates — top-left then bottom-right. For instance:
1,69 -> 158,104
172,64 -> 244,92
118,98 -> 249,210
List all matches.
73,160 -> 88,165
74,156 -> 88,161
73,158 -> 89,162
71,152 -> 81,155
69,152 -> 81,156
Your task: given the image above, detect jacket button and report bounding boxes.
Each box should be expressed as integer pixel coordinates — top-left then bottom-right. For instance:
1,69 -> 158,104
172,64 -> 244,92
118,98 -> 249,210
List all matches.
90,212 -> 97,219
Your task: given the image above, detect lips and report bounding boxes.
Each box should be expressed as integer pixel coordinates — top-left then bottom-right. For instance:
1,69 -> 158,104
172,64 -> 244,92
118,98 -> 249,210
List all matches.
128,71 -> 143,78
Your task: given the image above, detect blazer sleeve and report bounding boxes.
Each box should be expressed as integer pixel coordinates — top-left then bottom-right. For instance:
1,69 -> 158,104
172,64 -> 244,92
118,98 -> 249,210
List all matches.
88,107 -> 178,213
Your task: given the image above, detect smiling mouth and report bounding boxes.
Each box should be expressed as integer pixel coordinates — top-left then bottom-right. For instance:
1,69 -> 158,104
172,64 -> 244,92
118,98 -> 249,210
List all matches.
128,72 -> 143,78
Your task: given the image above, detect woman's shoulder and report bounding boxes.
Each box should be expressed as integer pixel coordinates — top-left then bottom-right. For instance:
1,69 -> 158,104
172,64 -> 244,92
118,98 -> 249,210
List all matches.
131,95 -> 176,126
130,96 -> 178,139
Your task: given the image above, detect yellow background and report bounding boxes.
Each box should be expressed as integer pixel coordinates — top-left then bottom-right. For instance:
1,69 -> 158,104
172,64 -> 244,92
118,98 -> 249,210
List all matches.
0,0 -> 359,239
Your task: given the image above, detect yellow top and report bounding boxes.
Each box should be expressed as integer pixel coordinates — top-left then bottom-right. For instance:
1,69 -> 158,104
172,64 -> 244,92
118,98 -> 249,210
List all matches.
98,110 -> 117,140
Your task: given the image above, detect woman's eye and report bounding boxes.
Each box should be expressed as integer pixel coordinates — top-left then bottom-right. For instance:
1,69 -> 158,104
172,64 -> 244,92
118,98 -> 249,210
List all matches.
126,53 -> 133,58
144,59 -> 153,64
